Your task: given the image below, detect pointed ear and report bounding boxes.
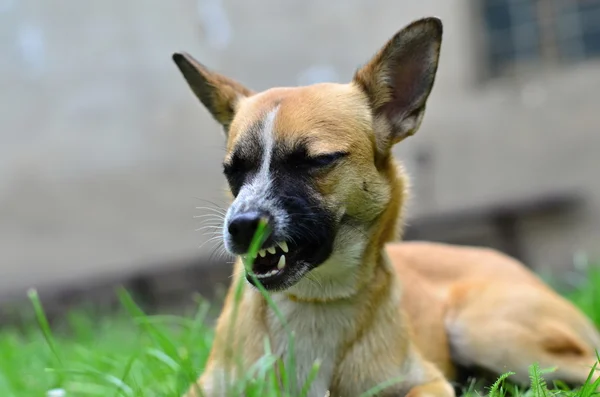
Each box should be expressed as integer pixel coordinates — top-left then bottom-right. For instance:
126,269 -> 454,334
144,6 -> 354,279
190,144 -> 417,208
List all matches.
353,17 -> 442,151
172,52 -> 254,133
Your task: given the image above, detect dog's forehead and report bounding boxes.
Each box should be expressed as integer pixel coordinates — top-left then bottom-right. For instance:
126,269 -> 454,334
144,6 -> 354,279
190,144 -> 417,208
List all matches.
226,83 -> 373,156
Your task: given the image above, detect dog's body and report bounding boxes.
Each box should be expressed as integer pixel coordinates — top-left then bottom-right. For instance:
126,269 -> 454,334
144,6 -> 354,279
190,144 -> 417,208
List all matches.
173,17 -> 600,397
391,242 -> 600,385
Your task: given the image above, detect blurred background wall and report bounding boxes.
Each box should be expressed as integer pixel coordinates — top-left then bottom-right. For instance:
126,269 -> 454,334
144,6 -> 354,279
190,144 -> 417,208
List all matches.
1,0 -> 599,307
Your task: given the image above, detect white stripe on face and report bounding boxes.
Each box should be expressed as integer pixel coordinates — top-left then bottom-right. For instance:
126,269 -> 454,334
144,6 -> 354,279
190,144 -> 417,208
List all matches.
255,105 -> 278,188
224,106 -> 287,254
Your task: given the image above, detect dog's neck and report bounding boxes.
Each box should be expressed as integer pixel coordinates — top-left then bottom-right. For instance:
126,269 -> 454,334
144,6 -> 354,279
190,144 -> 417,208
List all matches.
283,158 -> 407,304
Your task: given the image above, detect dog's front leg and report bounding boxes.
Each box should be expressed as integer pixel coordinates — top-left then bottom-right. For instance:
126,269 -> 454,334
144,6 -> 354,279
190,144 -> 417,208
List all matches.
404,378 -> 455,397
183,367 -> 224,397
401,358 -> 455,397
184,364 -> 249,397
182,347 -> 243,397
184,273 -> 267,397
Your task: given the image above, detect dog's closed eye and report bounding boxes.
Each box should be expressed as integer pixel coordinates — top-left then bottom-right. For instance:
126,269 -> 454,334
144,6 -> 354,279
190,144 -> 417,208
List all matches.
222,153 -> 259,196
223,152 -> 258,175
288,150 -> 348,171
307,152 -> 348,169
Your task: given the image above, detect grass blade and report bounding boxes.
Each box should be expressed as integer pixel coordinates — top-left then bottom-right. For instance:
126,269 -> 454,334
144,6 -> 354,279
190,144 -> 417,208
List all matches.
28,289 -> 65,386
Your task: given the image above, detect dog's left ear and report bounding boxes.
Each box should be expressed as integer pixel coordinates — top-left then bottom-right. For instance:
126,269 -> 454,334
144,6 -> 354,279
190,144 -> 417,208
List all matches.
172,52 -> 254,133
353,17 -> 442,151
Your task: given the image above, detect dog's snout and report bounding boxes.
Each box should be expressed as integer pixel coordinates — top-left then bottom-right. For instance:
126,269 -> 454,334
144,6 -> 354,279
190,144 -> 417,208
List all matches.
227,211 -> 267,253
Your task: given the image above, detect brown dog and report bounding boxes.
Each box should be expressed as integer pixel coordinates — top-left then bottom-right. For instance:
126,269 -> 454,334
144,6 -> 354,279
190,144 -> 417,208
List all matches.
173,17 -> 600,397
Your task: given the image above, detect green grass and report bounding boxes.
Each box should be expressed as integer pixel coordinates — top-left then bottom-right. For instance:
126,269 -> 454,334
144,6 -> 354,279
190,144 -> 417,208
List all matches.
0,288 -> 214,397
1,229 -> 599,396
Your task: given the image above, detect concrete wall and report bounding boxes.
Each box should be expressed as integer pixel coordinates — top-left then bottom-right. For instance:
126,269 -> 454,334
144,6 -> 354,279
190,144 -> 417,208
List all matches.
1,0 -> 598,299
399,62 -> 600,274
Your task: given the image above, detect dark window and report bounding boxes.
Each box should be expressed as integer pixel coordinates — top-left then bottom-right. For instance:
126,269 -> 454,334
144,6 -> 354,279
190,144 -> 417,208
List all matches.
481,0 -> 600,77
481,0 -> 541,77
555,0 -> 600,61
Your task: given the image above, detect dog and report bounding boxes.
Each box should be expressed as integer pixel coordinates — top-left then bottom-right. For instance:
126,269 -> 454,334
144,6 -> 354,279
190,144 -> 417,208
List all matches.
172,17 -> 600,397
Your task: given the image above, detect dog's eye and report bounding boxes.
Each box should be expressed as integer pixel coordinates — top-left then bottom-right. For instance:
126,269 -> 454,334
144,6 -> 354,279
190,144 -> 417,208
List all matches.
223,154 -> 254,176
223,154 -> 258,196
306,151 -> 348,169
286,147 -> 348,172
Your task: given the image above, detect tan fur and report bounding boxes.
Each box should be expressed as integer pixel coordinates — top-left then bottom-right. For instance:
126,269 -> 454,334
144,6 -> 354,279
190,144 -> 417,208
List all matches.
390,242 -> 600,386
173,17 -> 600,397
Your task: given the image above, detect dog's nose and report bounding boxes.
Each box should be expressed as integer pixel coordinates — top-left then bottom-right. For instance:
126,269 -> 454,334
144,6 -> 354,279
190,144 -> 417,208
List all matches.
227,211 -> 265,252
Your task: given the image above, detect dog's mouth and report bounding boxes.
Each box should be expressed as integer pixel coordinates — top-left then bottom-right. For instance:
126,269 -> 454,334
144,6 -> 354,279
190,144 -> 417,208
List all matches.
233,215 -> 338,291
244,241 -> 292,282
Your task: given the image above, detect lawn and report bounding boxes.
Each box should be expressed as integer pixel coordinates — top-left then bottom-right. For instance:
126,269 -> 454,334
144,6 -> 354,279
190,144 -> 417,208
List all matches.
0,248 -> 599,397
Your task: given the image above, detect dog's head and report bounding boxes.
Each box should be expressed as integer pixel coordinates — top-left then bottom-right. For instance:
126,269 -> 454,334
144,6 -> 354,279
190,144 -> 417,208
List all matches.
173,18 -> 442,293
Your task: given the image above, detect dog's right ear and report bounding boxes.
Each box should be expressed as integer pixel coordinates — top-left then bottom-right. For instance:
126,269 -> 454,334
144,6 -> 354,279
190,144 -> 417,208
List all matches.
172,52 -> 254,133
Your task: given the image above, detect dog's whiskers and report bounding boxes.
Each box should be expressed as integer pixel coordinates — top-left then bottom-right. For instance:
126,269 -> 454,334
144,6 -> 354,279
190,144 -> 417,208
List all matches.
198,235 -> 227,251
195,206 -> 227,216
194,197 -> 228,209
193,213 -> 226,220
195,224 -> 223,232
209,243 -> 233,264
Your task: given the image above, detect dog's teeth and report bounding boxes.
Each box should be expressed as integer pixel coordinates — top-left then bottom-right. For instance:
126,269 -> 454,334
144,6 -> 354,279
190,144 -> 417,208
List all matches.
277,241 -> 289,253
255,266 -> 283,279
277,255 -> 286,269
267,246 -> 276,255
259,249 -> 266,257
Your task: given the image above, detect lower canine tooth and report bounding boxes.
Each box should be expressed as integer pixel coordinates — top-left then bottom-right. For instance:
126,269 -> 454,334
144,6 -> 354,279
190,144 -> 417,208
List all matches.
277,255 -> 286,269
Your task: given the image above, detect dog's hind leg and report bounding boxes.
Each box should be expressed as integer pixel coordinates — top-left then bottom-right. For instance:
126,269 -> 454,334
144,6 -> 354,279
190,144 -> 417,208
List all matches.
445,283 -> 600,388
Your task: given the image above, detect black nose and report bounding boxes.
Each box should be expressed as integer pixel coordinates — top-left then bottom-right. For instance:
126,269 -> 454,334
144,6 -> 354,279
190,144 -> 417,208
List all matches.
228,211 -> 265,252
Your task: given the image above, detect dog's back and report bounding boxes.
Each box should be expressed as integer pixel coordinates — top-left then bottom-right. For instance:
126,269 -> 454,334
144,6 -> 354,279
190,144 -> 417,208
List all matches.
388,241 -> 546,292
387,241 -> 600,385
